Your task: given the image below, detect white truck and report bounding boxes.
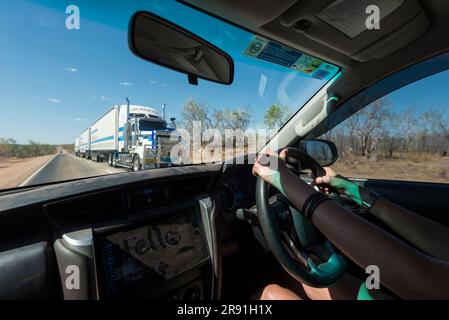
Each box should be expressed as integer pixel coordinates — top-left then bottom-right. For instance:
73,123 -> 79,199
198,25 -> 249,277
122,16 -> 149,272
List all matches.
78,128 -> 91,159
74,137 -> 80,157
76,103 -> 178,171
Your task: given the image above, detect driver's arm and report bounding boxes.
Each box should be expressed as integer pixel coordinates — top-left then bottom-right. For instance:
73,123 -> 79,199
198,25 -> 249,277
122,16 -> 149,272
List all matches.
254,150 -> 449,299
311,197 -> 449,299
370,197 -> 449,261
318,171 -> 449,261
281,172 -> 449,299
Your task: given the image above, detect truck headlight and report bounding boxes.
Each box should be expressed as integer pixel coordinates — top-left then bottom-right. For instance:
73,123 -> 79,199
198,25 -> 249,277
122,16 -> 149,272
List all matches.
145,148 -> 156,157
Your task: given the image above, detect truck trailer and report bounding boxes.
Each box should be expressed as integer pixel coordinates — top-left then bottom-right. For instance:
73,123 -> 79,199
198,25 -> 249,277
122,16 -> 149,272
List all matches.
74,136 -> 80,157
76,103 -> 178,171
78,128 -> 91,159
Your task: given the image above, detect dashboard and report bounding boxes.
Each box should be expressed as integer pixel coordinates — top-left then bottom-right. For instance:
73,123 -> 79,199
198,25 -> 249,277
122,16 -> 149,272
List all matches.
94,207 -> 210,299
0,162 -> 259,300
43,164 -> 257,300
1,157 -> 444,300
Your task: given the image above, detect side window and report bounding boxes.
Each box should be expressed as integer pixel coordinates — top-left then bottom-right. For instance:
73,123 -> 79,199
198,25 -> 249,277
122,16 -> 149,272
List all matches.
324,70 -> 449,183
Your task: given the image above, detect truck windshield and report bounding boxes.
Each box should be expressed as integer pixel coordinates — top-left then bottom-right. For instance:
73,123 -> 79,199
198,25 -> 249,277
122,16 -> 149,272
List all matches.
140,120 -> 167,131
0,0 -> 339,191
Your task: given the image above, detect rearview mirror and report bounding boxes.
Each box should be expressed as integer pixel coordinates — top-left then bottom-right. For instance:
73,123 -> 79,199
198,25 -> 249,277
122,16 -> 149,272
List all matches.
129,11 -> 234,85
299,139 -> 338,167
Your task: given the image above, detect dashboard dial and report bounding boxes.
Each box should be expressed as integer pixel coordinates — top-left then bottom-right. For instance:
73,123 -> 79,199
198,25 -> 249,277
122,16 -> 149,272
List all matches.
221,183 -> 236,211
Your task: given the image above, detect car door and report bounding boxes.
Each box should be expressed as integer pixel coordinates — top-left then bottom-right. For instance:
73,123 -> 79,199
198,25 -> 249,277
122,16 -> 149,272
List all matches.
319,53 -> 449,227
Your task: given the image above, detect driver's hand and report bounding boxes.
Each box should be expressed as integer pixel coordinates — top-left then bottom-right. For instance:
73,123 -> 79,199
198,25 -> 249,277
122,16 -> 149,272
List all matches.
252,148 -> 289,193
314,167 -> 337,195
315,169 -> 363,205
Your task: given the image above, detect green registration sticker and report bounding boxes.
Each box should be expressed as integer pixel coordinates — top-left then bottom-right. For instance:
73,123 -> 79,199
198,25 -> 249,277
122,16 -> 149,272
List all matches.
243,35 -> 339,80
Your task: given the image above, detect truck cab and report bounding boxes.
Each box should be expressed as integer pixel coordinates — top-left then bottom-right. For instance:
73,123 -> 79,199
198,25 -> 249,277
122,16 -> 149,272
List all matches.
82,104 -> 178,171
125,105 -> 178,170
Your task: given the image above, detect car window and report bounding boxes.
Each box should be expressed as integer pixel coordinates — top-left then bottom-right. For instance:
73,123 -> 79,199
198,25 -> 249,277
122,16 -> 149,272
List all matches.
323,65 -> 449,183
0,0 -> 339,191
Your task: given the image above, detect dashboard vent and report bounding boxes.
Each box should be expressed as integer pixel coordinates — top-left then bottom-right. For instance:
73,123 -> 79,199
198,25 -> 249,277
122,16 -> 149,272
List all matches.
43,191 -> 124,228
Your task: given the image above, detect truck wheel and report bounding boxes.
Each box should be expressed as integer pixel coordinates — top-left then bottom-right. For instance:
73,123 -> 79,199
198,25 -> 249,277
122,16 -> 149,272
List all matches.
112,152 -> 118,168
133,155 -> 141,172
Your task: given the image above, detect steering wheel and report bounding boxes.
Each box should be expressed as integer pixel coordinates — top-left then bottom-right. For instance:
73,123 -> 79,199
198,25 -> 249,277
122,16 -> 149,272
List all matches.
255,147 -> 346,288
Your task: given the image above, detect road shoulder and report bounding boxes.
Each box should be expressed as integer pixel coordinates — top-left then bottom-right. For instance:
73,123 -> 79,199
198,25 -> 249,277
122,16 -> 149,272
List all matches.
0,154 -> 57,189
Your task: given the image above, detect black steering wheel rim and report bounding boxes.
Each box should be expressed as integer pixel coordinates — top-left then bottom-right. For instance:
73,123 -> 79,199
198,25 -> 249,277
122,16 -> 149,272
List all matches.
255,148 -> 346,288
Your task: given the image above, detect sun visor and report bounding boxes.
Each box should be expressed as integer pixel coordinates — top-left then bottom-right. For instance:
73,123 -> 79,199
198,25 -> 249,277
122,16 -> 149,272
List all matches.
317,0 -> 404,39
279,0 -> 430,62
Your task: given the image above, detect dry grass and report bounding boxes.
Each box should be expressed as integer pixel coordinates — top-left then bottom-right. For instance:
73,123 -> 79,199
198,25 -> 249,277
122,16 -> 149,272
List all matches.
333,153 -> 449,183
0,155 -> 55,189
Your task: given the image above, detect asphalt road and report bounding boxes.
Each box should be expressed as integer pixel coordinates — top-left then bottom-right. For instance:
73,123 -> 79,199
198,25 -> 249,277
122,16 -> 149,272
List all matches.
24,150 -> 126,186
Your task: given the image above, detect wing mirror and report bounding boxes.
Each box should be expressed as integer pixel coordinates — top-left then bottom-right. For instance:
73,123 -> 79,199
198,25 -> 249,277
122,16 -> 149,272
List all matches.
298,139 -> 338,167
129,11 -> 234,86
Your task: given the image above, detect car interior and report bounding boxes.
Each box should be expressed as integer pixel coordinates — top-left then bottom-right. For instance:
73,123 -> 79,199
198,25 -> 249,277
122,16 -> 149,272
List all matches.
1,0 -> 449,300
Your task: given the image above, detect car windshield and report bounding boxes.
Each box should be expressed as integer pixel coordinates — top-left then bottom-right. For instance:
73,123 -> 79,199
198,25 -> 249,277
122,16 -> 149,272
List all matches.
0,0 -> 339,191
140,120 -> 166,131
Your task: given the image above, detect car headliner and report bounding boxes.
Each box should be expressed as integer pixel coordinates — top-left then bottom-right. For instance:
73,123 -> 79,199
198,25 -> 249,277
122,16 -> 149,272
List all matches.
179,0 -> 449,113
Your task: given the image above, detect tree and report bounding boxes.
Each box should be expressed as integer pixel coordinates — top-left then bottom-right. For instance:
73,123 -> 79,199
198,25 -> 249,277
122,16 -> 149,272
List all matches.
420,109 -> 449,155
0,138 -> 56,158
181,99 -> 215,133
214,108 -> 251,132
319,98 -> 449,162
397,107 -> 417,153
0,138 -> 17,157
181,99 -> 251,134
325,127 -> 349,157
381,125 -> 401,158
380,109 -> 416,158
263,104 -> 292,130
346,99 -> 390,156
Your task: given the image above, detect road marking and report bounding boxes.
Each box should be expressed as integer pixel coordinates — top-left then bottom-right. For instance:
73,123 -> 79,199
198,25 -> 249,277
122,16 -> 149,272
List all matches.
105,169 -> 113,174
19,154 -> 58,187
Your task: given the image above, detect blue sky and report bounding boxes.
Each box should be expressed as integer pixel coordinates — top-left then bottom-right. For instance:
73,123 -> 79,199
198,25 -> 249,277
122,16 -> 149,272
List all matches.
0,0 -> 332,144
387,70 -> 449,113
0,0 -> 447,144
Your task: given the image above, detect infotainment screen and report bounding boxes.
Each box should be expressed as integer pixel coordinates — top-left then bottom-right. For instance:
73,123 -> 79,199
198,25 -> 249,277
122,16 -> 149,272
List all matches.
94,209 -> 209,298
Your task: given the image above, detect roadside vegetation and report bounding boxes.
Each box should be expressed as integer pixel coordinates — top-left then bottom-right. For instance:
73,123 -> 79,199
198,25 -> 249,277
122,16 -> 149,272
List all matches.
181,99 -> 293,133
179,99 -> 293,161
0,138 -> 74,159
181,99 -> 252,134
321,99 -> 449,182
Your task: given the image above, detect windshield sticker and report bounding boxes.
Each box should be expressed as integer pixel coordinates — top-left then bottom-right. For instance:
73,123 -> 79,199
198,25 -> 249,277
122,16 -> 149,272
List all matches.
243,36 -> 339,80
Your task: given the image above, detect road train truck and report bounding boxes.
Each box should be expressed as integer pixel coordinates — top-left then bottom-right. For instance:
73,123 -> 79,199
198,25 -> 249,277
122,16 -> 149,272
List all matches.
74,136 -> 80,157
76,103 -> 178,171
78,128 -> 91,159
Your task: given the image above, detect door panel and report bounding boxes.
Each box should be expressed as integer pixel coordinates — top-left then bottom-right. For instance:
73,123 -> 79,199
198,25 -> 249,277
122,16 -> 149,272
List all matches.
363,179 -> 449,226
0,242 -> 58,299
